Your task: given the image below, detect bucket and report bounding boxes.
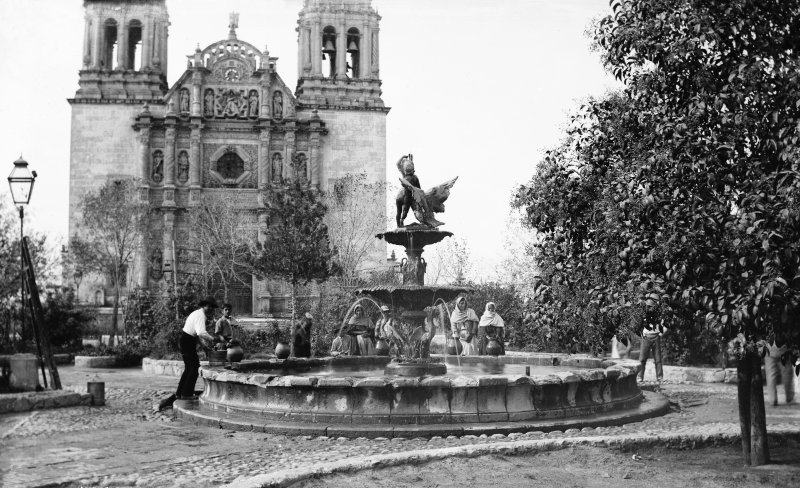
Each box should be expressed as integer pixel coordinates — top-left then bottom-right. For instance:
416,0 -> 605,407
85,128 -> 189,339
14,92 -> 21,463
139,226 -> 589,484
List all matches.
87,377 -> 105,406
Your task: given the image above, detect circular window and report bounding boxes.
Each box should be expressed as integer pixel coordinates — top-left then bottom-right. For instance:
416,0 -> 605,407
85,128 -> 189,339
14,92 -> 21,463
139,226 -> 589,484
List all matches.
217,152 -> 244,179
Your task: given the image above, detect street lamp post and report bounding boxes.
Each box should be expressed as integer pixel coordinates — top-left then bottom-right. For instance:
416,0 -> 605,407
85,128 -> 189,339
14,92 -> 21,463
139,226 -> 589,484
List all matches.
7,156 -> 37,344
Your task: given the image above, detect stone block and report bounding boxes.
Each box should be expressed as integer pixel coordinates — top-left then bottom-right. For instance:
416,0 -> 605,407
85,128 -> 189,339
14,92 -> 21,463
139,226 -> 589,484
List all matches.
351,386 -> 392,417
9,354 -> 39,391
391,388 -> 422,417
420,386 -> 450,415
506,384 -> 535,413
477,385 -> 507,415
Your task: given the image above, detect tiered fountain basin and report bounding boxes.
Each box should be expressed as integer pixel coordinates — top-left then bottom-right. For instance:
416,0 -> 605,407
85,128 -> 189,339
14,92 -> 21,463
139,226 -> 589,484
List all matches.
175,354 -> 668,437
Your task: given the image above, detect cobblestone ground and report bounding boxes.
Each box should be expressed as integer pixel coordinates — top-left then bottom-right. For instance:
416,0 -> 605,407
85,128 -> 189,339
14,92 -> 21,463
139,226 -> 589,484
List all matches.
0,367 -> 798,488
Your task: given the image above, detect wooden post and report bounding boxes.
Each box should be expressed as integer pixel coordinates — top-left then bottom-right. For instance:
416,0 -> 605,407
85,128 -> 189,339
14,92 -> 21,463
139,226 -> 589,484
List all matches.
22,237 -> 61,390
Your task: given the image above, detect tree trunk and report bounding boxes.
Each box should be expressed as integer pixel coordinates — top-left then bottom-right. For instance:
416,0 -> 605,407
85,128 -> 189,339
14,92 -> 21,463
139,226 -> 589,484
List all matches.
110,284 -> 120,347
737,354 -> 752,465
749,353 -> 770,465
737,351 -> 770,466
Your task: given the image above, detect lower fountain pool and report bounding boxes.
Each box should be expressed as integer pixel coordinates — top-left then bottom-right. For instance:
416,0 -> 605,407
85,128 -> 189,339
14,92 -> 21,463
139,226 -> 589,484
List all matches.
173,353 -> 664,437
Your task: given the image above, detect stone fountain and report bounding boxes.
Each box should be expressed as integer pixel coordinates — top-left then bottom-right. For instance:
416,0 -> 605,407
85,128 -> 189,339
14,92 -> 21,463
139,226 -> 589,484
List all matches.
173,155 -> 667,437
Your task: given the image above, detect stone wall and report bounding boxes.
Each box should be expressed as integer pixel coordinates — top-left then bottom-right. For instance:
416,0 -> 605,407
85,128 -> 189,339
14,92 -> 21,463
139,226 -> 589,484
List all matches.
308,108 -> 388,271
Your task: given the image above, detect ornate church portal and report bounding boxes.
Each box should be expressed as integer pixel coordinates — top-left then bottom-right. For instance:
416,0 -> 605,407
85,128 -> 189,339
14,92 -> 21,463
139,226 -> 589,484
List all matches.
68,1 -> 388,317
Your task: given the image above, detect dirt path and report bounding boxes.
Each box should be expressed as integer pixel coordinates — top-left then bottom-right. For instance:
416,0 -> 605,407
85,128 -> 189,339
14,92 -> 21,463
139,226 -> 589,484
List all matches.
293,441 -> 800,488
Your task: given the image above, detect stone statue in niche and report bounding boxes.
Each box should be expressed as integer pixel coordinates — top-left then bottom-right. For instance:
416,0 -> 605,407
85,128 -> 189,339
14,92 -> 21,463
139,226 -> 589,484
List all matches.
204,89 -> 215,117
177,151 -> 190,184
179,89 -> 190,113
272,91 -> 283,119
271,153 -> 283,182
149,248 -> 163,281
151,150 -> 164,183
248,90 -> 259,118
293,153 -> 308,183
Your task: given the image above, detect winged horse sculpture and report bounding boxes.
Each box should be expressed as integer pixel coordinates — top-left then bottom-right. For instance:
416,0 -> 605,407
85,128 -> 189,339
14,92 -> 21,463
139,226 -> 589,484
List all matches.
395,154 -> 458,228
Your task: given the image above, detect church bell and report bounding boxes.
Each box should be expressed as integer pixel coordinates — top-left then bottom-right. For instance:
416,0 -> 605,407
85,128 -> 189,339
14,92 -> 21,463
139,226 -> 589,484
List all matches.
347,40 -> 358,52
323,40 -> 335,52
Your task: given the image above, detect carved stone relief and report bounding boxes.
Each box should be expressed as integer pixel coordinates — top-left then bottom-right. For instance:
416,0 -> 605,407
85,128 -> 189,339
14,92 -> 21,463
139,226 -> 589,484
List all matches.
210,89 -> 258,119
271,153 -> 283,182
179,88 -> 190,114
293,153 -> 308,183
177,151 -> 190,184
151,150 -> 164,183
272,91 -> 283,119
204,88 -> 215,117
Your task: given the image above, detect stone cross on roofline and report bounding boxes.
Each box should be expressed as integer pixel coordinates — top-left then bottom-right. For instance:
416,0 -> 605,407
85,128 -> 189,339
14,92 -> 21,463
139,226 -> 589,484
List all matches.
228,12 -> 239,40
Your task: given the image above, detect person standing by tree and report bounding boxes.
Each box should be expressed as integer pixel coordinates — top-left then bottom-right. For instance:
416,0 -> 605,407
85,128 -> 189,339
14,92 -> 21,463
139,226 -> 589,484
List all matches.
638,299 -> 667,383
764,335 -> 795,406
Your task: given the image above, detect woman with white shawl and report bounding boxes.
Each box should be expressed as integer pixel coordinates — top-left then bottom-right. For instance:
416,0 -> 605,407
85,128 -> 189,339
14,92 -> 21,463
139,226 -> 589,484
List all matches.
345,304 -> 376,356
478,302 -> 505,355
450,296 -> 480,356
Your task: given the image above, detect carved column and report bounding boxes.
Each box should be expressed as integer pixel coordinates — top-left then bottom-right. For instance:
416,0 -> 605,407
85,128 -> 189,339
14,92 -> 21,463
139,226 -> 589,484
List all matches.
259,129 -> 271,186
117,21 -> 128,69
301,28 -> 312,76
191,84 -> 201,117
371,28 -> 380,76
160,23 -> 168,75
162,211 -> 175,282
361,23 -> 371,79
152,21 -> 162,69
163,124 -> 176,195
92,16 -> 102,68
141,20 -> 151,69
189,125 -> 202,203
284,130 -> 296,181
310,132 -> 321,187
135,235 -> 148,289
336,22 -> 347,78
311,21 -> 321,76
139,127 -> 150,182
82,18 -> 92,69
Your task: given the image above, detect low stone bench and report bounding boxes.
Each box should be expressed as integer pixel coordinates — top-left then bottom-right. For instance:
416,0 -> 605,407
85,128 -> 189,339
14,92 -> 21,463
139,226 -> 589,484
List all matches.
0,390 -> 93,413
74,356 -> 119,368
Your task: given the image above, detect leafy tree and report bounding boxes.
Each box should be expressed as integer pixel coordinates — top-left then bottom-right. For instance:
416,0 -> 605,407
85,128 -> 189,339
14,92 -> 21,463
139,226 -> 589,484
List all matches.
255,181 -> 339,327
70,179 -> 149,344
427,236 -> 474,286
186,193 -> 258,301
515,0 -> 800,466
325,173 -> 388,286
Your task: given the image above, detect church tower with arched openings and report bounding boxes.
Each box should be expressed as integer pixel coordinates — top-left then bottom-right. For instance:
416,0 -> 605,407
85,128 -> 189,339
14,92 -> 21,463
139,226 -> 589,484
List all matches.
294,0 -> 388,189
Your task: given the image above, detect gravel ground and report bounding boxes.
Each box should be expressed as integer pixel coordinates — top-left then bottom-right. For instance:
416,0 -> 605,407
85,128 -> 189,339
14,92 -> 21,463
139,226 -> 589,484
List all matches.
0,366 -> 797,488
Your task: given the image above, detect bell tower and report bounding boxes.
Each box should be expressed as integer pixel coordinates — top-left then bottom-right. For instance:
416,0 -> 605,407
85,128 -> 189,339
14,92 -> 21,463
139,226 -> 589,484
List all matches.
295,0 -> 383,108
74,0 -> 169,101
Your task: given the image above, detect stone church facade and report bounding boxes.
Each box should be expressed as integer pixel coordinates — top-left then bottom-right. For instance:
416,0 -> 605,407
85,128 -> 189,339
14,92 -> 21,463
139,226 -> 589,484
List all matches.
68,0 -> 388,316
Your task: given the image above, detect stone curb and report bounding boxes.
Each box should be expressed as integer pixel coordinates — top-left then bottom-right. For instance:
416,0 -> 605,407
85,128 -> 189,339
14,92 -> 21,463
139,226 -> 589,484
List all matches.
223,429 -> 800,488
175,391 -> 669,438
0,390 -> 93,414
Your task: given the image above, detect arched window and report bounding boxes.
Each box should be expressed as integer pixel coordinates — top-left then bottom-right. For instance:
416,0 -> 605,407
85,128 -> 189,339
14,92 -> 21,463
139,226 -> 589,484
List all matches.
128,20 -> 143,70
347,28 -> 360,78
103,19 -> 118,69
217,152 -> 245,180
322,26 -> 337,78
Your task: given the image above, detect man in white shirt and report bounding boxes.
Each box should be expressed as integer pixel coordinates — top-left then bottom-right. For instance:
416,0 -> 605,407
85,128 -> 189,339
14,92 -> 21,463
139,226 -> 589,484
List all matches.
176,297 -> 219,400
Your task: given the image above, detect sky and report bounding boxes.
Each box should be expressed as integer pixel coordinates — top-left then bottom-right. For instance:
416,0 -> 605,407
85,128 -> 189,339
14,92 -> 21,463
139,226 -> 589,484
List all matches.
0,0 -> 618,279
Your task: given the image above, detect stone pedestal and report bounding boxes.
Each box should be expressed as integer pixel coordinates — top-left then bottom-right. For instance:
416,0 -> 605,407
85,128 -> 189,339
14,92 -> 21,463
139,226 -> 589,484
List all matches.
9,354 -> 40,391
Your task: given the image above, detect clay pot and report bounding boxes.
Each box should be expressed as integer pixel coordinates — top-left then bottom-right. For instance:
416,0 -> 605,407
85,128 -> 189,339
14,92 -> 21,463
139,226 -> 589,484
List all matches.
485,338 -> 504,356
275,341 -> 291,359
446,337 -> 463,356
374,339 -> 390,356
226,345 -> 244,362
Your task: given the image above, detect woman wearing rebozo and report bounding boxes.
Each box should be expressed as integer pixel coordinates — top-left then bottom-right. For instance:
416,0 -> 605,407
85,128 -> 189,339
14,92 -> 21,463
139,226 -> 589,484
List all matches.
478,302 -> 506,355
336,304 -> 376,356
450,296 -> 480,356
